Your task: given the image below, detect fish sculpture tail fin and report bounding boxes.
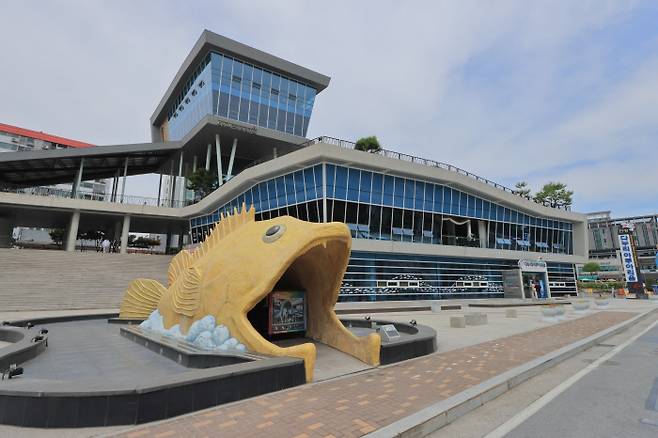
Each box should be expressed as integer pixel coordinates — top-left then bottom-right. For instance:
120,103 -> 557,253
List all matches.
118,279 -> 167,319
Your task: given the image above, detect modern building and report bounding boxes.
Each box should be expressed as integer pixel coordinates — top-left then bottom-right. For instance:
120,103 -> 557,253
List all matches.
0,30 -> 588,300
583,211 -> 658,282
0,123 -> 108,245
0,123 -> 107,198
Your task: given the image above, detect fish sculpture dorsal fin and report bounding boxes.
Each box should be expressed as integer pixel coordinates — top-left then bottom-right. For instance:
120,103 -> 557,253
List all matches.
168,249 -> 193,286
192,203 -> 255,261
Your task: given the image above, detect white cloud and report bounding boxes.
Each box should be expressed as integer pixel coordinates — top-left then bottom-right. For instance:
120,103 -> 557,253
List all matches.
0,0 -> 656,215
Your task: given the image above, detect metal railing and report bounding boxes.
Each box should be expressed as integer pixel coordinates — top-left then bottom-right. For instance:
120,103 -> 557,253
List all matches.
0,185 -> 190,208
300,136 -> 571,211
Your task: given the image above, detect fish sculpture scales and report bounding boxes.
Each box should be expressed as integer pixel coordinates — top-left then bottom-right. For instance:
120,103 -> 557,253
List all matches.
119,204 -> 380,381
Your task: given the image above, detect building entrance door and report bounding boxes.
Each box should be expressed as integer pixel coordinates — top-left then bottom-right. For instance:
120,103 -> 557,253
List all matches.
518,259 -> 551,299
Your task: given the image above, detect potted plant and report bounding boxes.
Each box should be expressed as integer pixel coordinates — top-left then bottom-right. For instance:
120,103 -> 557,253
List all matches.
572,300 -> 590,313
594,293 -> 610,308
354,136 -> 382,153
541,304 -> 559,322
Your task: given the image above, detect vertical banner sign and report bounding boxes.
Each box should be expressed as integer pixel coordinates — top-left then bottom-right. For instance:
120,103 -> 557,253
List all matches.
618,234 -> 638,283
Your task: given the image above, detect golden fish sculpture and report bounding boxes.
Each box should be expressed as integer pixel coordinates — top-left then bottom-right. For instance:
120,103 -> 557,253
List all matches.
119,204 -> 380,381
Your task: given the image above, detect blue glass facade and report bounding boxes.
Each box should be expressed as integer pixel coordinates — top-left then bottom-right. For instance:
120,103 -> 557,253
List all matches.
189,163 -> 578,299
191,164 -> 574,256
165,53 -> 317,141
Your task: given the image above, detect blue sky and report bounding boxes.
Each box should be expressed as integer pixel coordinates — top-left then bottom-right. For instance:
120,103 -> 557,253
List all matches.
1,0 -> 657,217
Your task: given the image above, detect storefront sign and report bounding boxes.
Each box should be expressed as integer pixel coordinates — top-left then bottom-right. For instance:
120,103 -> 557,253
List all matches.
618,234 -> 639,283
269,291 -> 306,335
518,259 -> 547,272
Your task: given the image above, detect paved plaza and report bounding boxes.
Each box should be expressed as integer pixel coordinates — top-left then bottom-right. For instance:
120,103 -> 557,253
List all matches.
110,310 -> 638,438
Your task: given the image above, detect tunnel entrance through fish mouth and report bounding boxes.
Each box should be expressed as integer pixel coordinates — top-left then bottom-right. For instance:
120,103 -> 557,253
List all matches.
247,238 -> 349,343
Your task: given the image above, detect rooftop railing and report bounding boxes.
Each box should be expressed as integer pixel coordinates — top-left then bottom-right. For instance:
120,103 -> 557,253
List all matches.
0,185 -> 189,208
300,136 -> 571,211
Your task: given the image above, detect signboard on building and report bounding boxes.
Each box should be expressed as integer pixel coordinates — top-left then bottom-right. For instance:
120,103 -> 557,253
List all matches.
268,291 -> 306,335
618,234 -> 639,283
518,259 -> 548,272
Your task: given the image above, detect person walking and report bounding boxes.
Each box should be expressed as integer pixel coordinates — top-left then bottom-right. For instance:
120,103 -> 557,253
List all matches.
101,238 -> 111,253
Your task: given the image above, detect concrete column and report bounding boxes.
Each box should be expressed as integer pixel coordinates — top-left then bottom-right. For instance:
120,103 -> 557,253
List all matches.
273,147 -> 278,158
164,232 -> 172,254
322,163 -> 327,223
205,144 -> 212,171
120,157 -> 128,203
192,155 -> 198,173
0,217 -> 14,248
215,134 -> 223,186
71,158 -> 84,198
120,215 -> 131,254
65,211 -> 80,252
226,138 -> 237,180
478,220 -> 487,248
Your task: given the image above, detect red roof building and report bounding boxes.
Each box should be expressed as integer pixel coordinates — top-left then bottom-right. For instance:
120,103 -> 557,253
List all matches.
0,122 -> 94,149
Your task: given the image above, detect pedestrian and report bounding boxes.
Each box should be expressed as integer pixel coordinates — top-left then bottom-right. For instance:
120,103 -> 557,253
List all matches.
101,238 -> 111,253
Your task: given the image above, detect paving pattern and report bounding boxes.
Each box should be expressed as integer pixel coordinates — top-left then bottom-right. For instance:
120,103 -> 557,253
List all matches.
113,311 -> 636,438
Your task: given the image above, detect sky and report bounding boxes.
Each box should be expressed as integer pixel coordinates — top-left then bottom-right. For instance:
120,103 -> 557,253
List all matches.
1,0 -> 657,217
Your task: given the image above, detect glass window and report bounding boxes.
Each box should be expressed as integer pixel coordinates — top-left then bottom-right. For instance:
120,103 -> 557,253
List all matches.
334,166 -> 348,199
433,185 -> 444,213
423,183 -> 434,211
259,70 -> 271,127
268,74 -> 280,129
347,168 -> 360,201
304,167 -> 317,200
284,173 -> 296,204
228,60 -> 243,119
239,64 -> 252,122
326,164 -> 335,197
383,175 -> 394,206
294,170 -> 306,203
249,67 -> 262,125
359,170 -> 372,203
403,179 -> 414,210
415,181 -> 425,210
277,77 -> 289,132
393,178 -> 404,208
371,172 -> 383,205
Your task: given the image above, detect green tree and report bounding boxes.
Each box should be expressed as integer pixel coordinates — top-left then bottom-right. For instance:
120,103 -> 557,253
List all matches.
48,227 -> 65,248
514,181 -> 532,197
354,136 -> 382,152
534,182 -> 573,208
582,262 -> 601,273
187,168 -> 218,200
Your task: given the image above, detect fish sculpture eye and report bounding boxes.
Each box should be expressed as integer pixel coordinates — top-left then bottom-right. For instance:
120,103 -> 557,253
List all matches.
263,224 -> 286,243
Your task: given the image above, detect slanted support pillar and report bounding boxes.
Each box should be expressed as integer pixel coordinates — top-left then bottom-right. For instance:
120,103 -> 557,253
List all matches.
157,174 -> 163,206
205,144 -> 212,171
226,138 -> 237,181
65,211 -> 80,252
178,152 -> 185,205
215,134 -> 223,186
71,158 -> 84,198
120,215 -> 131,254
120,157 -> 128,203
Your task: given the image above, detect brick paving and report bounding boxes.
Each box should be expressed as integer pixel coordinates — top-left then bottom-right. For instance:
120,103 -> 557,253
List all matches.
113,311 -> 636,438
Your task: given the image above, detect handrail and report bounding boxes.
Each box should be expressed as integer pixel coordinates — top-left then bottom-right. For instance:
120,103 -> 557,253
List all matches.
0,185 -> 190,208
299,136 -> 571,211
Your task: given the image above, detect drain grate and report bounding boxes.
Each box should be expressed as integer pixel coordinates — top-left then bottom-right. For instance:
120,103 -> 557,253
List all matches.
596,343 -> 616,347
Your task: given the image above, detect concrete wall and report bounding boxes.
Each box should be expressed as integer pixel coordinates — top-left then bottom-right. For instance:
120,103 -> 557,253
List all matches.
0,249 -> 172,312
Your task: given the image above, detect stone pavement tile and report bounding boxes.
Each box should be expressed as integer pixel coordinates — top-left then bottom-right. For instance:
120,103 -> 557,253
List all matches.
111,311 -> 636,438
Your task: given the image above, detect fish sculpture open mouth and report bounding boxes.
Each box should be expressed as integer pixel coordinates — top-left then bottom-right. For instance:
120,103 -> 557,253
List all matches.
119,205 -> 381,382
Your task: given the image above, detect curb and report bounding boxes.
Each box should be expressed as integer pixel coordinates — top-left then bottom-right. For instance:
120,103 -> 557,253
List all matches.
365,308 -> 658,438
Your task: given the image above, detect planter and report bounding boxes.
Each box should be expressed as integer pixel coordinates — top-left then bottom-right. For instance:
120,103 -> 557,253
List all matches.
555,306 -> 566,320
594,298 -> 610,308
572,301 -> 590,313
541,306 -> 559,322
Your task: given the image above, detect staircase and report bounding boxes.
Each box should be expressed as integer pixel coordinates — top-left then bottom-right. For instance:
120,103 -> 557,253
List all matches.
0,249 -> 172,311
